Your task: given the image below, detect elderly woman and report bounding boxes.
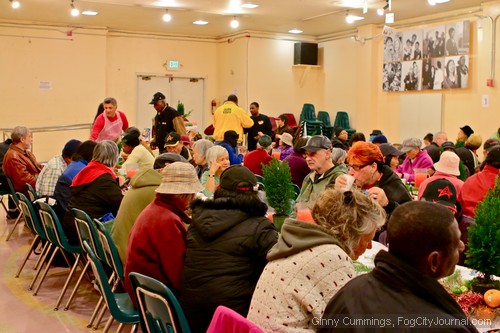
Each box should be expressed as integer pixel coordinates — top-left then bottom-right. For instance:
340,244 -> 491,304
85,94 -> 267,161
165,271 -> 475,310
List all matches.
200,145 -> 230,198
336,141 -> 412,217
61,140 -> 124,245
248,188 -> 385,332
192,139 -> 214,179
278,132 -> 294,160
181,165 -> 278,333
395,138 -> 433,182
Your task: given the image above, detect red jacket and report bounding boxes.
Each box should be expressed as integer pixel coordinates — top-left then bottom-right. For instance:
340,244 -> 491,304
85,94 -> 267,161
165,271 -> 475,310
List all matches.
459,165 -> 499,217
124,194 -> 190,303
243,148 -> 272,176
2,144 -> 42,192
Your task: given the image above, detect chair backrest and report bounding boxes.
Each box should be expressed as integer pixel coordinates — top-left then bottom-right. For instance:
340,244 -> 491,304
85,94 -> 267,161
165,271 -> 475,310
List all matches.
26,183 -> 39,202
129,272 -> 191,333
83,241 -> 139,325
333,111 -> 352,130
317,111 -> 332,127
94,219 -> 124,283
37,201 -> 81,254
282,113 -> 298,129
72,208 -> 106,261
299,103 -> 316,122
206,306 -> 263,333
15,192 -> 38,236
292,184 -> 301,200
0,174 -> 19,205
268,117 -> 278,132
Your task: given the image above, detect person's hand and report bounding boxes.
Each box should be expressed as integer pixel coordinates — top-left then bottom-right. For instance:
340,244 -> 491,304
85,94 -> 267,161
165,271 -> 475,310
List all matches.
334,174 -> 349,191
238,146 -> 248,155
150,141 -> 157,150
275,133 -> 281,139
367,187 -> 389,207
120,151 -> 129,161
209,161 -> 221,175
257,131 -> 264,137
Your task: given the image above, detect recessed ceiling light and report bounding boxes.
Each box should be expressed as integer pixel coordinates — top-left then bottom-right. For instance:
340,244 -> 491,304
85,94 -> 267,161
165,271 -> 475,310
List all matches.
241,3 -> 259,9
193,20 -> 208,25
288,29 -> 303,34
82,10 -> 98,16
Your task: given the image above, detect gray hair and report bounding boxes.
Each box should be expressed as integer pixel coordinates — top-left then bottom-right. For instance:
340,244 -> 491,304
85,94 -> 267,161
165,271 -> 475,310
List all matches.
312,188 -> 386,259
206,146 -> 228,166
11,126 -> 30,143
103,97 -> 117,106
92,140 -> 119,167
434,131 -> 447,140
192,139 -> 214,159
331,148 -> 347,164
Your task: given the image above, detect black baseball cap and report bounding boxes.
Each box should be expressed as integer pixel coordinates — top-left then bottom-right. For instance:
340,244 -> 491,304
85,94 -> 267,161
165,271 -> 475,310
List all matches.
149,92 -> 166,104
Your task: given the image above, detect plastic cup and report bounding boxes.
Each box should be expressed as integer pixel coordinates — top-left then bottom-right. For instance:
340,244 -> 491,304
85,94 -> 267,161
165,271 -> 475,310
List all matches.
125,163 -> 139,179
272,149 -> 281,160
414,168 -> 428,188
343,174 -> 355,192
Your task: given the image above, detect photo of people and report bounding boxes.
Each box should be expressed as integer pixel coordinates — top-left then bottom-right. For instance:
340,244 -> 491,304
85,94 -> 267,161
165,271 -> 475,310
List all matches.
402,30 -> 422,61
383,62 -> 402,92
383,20 -> 469,92
402,60 -> 421,91
384,33 -> 403,63
422,25 -> 446,58
431,58 -> 445,90
445,21 -> 470,56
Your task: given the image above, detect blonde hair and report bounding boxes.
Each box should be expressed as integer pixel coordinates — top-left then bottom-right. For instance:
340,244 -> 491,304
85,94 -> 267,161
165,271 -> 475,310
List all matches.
312,188 -> 386,257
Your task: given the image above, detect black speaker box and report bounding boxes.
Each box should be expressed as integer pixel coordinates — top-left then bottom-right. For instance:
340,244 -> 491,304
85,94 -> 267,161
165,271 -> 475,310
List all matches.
294,42 -> 318,65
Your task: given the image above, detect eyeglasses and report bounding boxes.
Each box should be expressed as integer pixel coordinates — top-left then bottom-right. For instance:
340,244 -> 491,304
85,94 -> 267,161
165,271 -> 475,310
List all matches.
346,163 -> 372,171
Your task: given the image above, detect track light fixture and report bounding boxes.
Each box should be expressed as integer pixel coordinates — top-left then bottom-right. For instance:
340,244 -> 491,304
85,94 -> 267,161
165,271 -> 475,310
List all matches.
70,0 -> 79,16
230,16 -> 239,29
10,0 -> 20,9
163,9 -> 172,22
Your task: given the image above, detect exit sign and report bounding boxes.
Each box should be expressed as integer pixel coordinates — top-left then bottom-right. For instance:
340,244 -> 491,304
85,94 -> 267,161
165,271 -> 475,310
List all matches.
166,60 -> 180,70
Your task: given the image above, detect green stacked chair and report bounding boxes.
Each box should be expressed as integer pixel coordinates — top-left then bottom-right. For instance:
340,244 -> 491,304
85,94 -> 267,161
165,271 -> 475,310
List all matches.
317,111 -> 334,139
333,111 -> 356,140
299,104 -> 323,136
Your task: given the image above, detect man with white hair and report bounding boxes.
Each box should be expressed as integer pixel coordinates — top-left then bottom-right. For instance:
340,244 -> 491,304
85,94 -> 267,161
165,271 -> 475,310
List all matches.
424,131 -> 448,163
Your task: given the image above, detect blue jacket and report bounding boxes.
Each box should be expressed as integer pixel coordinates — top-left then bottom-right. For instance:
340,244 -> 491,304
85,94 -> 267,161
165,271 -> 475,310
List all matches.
218,141 -> 243,165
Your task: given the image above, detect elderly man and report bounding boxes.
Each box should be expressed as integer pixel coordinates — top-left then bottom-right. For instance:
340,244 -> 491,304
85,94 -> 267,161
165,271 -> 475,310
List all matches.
245,102 -> 273,151
164,132 -> 192,162
111,153 -> 187,263
295,135 -> 345,207
90,97 -> 129,142
213,94 -> 253,144
149,92 -> 186,153
192,139 -> 214,179
124,162 -> 203,303
424,131 -> 448,163
36,139 -> 81,197
2,126 -> 42,193
317,201 -> 476,333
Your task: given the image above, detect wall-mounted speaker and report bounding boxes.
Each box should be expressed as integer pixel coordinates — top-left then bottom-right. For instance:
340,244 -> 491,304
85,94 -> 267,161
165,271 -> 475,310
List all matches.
294,42 -> 318,66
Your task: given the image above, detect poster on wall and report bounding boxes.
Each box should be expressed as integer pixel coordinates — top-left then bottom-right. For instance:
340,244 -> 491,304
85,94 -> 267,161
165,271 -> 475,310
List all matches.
383,20 -> 469,92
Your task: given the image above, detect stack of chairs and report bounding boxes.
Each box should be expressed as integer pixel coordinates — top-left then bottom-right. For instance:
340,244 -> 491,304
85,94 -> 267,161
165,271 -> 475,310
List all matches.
299,104 -> 323,137
317,111 -> 334,139
333,111 -> 356,140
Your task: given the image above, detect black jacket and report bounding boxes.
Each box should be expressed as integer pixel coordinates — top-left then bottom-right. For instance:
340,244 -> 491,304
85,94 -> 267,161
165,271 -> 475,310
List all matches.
377,165 -> 412,215
154,104 -> 179,152
318,251 -> 479,333
180,197 -> 278,333
61,173 -> 123,245
424,142 -> 441,163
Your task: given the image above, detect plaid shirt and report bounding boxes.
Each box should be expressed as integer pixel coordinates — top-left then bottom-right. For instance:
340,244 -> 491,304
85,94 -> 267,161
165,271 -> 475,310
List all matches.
36,155 -> 67,197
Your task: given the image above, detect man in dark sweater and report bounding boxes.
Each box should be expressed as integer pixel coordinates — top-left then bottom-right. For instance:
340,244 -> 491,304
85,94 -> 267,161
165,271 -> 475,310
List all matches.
317,201 -> 477,333
245,102 -> 273,151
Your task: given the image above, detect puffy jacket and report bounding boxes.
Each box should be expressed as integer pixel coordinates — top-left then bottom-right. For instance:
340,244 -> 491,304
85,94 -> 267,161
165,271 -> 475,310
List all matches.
181,197 -> 277,333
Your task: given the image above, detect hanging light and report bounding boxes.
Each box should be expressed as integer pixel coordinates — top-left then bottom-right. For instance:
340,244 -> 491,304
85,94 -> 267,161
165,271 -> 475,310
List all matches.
10,0 -> 20,9
163,9 -> 172,22
70,0 -> 80,16
230,16 -> 239,29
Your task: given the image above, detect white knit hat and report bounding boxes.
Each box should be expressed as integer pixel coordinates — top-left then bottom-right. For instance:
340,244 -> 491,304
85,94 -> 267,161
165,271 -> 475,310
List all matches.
434,151 -> 460,176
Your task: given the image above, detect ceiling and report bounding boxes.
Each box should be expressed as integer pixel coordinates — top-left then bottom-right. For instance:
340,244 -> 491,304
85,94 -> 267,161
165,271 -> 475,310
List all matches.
0,0 -> 487,38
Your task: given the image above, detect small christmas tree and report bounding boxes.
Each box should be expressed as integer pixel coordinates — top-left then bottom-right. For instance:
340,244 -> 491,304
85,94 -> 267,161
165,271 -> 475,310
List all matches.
177,100 -> 184,115
262,159 -> 295,231
465,176 -> 500,289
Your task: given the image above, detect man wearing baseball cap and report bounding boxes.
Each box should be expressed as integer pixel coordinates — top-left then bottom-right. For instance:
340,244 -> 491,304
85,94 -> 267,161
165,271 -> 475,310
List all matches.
295,135 -> 344,207
149,92 -> 186,153
164,131 -> 192,162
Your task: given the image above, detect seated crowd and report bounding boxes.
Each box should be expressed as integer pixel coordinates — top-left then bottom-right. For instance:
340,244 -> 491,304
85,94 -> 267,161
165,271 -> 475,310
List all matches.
1,94 -> 499,332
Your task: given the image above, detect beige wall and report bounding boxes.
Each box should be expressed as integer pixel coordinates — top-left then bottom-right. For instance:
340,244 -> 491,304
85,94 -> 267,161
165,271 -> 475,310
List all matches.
1,3 -> 499,161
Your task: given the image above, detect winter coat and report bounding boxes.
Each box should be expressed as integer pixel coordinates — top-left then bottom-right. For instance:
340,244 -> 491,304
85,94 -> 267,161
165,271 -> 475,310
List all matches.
180,197 -> 278,333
